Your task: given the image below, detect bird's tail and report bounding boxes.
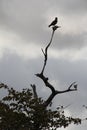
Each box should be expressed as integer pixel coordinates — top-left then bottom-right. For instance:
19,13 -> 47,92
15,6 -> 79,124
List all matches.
48,24 -> 51,27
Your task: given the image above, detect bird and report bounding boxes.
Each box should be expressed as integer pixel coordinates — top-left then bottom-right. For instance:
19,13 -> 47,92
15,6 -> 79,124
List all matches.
48,17 -> 58,27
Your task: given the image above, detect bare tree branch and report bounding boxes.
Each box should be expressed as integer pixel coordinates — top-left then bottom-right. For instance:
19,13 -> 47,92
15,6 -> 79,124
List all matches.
30,84 -> 38,99
35,73 -> 55,93
35,26 -> 77,108
55,82 -> 77,94
68,82 -> 76,89
43,81 -> 77,107
41,29 -> 55,74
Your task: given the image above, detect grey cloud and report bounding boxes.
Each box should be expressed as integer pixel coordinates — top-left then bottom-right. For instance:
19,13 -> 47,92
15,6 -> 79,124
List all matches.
0,0 -> 87,50
53,32 -> 87,50
46,58 -> 87,118
0,44 -> 87,130
0,1 -> 87,129
49,0 -> 87,15
0,0 -> 49,44
0,50 -> 87,103
46,58 -> 87,89
0,50 -> 48,95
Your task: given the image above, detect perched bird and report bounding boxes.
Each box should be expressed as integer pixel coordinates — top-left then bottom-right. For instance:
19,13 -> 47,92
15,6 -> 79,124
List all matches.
48,17 -> 58,27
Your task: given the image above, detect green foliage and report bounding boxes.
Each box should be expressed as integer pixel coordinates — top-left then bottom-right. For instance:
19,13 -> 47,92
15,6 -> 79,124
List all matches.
0,83 -> 81,130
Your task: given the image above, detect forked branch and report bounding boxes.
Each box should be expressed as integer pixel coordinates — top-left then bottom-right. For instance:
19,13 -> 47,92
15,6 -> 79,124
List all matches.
35,26 -> 77,108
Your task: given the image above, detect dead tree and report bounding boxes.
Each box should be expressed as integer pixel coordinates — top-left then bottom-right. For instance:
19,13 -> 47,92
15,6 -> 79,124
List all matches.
31,25 -> 77,108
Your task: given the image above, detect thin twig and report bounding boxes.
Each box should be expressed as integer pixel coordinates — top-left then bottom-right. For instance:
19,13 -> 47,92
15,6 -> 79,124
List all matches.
41,30 -> 55,74
30,84 -> 38,99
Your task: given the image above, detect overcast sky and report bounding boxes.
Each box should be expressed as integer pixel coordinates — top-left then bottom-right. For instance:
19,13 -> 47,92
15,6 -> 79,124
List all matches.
0,0 -> 87,130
